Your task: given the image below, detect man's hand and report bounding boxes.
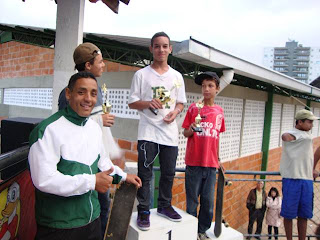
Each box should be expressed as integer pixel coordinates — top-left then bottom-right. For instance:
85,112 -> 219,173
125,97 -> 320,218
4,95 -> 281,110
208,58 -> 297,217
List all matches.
163,109 -> 179,124
149,98 -> 163,111
183,124 -> 195,137
101,113 -> 115,127
125,174 -> 142,188
95,167 -> 114,193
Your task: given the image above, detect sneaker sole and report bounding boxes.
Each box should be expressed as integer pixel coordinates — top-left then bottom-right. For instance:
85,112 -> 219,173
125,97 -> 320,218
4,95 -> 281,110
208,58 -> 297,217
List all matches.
157,212 -> 182,222
137,225 -> 150,231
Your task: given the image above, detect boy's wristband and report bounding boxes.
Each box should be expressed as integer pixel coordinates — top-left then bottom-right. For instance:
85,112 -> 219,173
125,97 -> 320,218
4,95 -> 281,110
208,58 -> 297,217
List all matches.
175,108 -> 181,114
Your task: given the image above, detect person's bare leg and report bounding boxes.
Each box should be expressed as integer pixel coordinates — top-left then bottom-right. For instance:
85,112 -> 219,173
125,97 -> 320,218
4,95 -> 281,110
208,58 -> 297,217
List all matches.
297,217 -> 307,240
284,218 -> 293,240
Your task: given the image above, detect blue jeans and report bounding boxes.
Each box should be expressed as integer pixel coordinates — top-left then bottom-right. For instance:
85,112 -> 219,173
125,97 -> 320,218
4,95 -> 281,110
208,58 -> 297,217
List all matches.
185,166 -> 216,233
137,140 -> 178,211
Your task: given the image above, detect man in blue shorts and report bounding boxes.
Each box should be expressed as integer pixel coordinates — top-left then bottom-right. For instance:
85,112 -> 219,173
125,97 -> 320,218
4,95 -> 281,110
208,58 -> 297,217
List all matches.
280,109 -> 320,240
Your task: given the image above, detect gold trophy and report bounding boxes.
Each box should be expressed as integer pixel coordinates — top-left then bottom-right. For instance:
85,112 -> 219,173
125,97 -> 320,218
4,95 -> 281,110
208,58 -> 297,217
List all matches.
149,79 -> 182,115
191,102 -> 204,132
101,83 -> 112,114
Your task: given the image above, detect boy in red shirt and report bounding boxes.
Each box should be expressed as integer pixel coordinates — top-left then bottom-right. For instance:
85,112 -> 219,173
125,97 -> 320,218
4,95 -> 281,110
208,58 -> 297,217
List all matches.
182,72 -> 225,240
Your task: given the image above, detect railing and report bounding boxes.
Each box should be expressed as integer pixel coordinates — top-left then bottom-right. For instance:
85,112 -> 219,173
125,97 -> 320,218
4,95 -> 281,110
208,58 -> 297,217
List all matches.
153,167 -> 320,239
0,145 -> 29,181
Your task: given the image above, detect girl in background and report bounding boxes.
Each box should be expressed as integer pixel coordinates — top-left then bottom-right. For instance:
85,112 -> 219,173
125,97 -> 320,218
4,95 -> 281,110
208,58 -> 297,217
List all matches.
266,187 -> 282,240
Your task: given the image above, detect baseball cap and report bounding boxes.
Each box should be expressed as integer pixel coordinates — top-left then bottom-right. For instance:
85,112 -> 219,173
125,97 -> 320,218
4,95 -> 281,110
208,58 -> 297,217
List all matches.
195,71 -> 220,86
73,42 -> 101,65
295,109 -> 320,120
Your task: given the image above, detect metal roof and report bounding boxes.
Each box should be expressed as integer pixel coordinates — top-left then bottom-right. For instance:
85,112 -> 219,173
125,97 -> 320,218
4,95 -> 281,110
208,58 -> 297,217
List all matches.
1,23 -> 320,101
173,37 -> 320,98
90,32 -> 179,48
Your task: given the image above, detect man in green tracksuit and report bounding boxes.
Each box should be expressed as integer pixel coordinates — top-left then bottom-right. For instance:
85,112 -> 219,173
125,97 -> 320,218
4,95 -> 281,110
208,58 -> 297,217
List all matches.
29,72 -> 141,240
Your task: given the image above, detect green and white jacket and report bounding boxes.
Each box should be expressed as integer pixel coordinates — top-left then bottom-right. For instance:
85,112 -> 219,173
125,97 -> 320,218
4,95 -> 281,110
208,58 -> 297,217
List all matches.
29,106 -> 127,229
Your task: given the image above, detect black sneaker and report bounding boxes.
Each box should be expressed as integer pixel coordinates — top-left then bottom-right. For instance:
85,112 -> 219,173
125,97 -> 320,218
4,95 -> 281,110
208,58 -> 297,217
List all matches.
137,211 -> 150,231
157,206 -> 182,222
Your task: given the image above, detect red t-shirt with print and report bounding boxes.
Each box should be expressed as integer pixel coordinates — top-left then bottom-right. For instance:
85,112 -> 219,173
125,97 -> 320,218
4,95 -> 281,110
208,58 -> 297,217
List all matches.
182,103 -> 225,168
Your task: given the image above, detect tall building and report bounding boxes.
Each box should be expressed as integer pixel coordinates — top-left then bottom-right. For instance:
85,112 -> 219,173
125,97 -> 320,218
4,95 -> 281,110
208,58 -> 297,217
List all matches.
263,40 -> 320,84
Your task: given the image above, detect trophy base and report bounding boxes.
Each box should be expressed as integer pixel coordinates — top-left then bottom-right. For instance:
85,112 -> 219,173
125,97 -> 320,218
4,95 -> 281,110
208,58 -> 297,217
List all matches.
191,126 -> 202,132
149,108 -> 159,115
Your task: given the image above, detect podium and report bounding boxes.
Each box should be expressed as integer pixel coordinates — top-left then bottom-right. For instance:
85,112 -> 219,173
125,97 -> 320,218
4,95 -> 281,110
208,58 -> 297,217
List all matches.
127,207 -> 198,240
207,223 -> 243,240
127,207 -> 243,240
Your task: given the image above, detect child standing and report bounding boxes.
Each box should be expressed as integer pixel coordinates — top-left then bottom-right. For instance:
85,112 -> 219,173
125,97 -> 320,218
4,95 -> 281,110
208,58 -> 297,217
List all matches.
266,187 -> 282,240
182,72 -> 225,240
129,32 -> 187,231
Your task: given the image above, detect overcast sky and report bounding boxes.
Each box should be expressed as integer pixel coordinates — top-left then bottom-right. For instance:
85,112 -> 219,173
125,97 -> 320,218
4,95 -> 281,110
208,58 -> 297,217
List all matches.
1,0 -> 319,65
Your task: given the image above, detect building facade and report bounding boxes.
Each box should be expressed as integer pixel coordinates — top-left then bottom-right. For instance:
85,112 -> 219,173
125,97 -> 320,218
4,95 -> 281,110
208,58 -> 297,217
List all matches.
263,40 -> 320,84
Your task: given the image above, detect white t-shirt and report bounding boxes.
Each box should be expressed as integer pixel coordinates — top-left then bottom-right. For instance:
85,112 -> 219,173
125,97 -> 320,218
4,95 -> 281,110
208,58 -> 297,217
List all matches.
129,65 -> 187,146
280,127 -> 314,180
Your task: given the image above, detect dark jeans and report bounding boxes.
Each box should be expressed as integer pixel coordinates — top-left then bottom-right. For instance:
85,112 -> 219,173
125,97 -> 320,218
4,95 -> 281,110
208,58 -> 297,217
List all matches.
137,140 -> 178,211
35,217 -> 101,240
248,209 -> 265,237
268,225 -> 279,240
185,166 -> 216,233
98,190 -> 111,239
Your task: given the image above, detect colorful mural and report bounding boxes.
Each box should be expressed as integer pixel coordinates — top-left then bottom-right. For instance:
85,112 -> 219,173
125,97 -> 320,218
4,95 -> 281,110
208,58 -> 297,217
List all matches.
0,171 -> 36,240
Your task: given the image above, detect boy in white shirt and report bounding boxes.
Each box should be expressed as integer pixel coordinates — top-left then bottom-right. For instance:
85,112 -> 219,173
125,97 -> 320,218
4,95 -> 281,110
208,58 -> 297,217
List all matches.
129,32 -> 187,230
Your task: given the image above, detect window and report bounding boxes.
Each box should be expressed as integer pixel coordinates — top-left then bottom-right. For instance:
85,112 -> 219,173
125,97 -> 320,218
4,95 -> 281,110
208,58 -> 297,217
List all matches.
275,50 -> 287,54
297,56 -> 308,60
297,73 -> 307,77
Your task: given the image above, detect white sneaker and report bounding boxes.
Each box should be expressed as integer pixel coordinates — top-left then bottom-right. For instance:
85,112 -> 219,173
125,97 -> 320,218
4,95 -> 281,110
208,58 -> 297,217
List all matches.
197,233 -> 211,240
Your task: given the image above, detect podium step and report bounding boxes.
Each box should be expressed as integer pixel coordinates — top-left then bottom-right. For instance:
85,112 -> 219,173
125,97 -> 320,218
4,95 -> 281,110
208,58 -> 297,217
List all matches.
207,222 -> 243,240
127,207 -> 198,240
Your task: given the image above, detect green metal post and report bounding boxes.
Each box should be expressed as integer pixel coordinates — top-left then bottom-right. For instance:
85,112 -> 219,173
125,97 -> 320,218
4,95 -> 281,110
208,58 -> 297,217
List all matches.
261,88 -> 274,178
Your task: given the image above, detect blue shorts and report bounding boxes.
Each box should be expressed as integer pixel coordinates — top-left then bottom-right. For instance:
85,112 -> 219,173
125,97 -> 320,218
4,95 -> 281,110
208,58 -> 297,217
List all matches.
280,178 -> 313,219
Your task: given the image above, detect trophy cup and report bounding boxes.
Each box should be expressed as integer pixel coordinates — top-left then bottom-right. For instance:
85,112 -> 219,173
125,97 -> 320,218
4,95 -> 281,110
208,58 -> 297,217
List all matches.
101,83 -> 112,114
191,102 -> 204,132
149,79 -> 182,115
